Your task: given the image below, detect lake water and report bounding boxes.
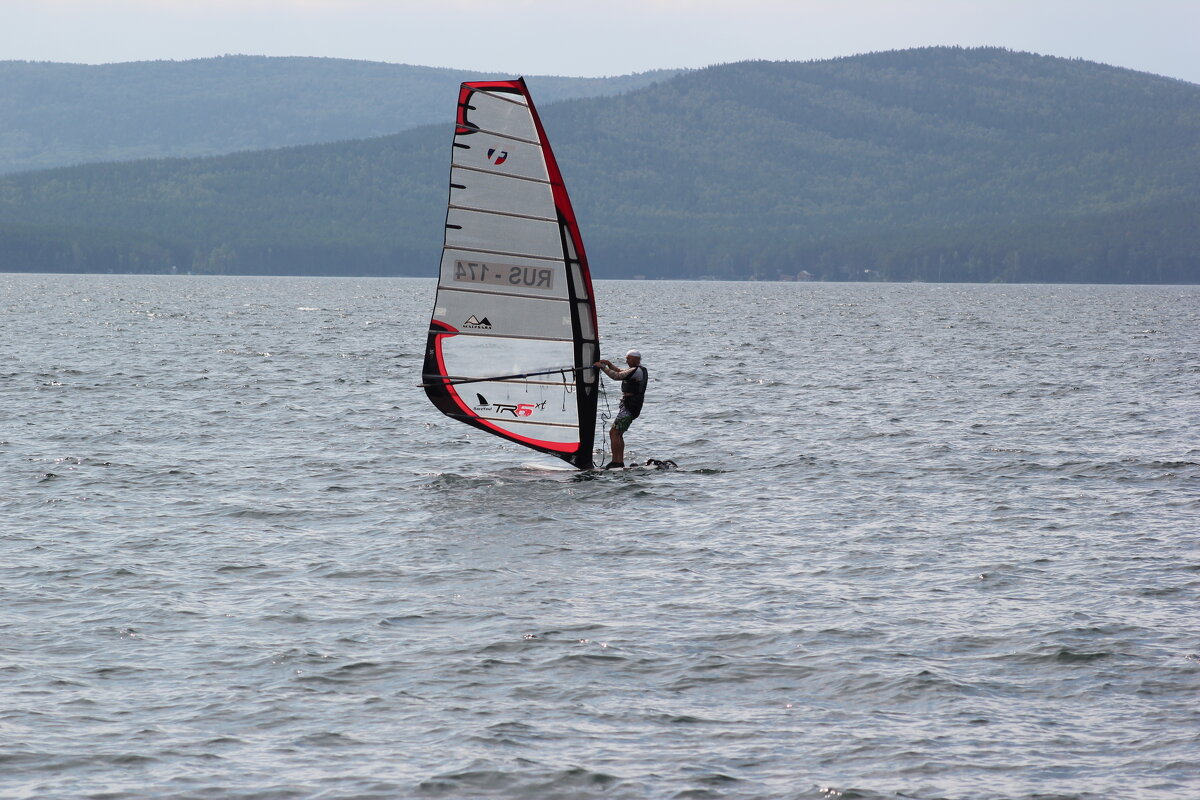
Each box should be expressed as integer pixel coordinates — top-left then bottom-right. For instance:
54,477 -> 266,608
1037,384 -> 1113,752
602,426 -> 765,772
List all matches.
1,274 -> 1197,799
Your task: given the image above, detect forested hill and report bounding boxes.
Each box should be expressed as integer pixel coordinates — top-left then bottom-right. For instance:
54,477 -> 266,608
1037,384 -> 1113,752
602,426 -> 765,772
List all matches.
1,47 -> 1197,283
0,56 -> 683,173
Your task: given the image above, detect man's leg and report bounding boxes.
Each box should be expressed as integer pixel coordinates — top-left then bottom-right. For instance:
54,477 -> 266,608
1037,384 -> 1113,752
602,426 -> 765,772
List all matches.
609,425 -> 625,465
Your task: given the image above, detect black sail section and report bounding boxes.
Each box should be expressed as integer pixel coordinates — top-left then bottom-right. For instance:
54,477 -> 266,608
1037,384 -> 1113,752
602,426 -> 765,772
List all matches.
421,79 -> 599,469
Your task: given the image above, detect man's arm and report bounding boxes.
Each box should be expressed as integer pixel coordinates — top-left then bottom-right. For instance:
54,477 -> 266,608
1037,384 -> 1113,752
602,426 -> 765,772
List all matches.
594,360 -> 634,380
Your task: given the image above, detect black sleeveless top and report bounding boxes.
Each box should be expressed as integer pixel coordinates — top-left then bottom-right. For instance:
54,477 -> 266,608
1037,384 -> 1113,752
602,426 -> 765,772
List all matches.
620,365 -> 648,414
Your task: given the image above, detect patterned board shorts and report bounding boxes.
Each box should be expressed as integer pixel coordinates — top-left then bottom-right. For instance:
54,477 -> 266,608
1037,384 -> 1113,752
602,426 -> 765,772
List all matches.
613,406 -> 640,433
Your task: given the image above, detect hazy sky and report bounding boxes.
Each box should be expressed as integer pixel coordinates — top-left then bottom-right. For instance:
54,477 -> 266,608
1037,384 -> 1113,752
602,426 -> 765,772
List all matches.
3,0 -> 1198,83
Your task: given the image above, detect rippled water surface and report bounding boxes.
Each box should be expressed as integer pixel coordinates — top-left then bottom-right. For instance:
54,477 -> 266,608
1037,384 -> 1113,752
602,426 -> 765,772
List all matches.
2,274 -> 1198,799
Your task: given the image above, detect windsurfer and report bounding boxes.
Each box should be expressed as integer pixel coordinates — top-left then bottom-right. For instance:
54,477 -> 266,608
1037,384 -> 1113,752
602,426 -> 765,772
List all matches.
594,349 -> 648,469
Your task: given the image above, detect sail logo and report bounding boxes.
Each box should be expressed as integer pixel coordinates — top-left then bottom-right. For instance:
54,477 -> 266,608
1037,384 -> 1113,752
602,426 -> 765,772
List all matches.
472,394 -> 547,418
487,148 -> 508,165
493,401 -> 546,418
463,315 -> 492,329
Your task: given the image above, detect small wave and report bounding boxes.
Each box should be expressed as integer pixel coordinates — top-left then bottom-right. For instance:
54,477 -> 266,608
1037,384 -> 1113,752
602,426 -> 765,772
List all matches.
993,645 -> 1116,666
293,731 -> 364,746
417,765 -> 620,796
549,652 -> 626,666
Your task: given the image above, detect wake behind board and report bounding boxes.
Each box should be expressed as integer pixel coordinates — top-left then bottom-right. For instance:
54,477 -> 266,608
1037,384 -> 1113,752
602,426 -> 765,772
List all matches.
595,459 -> 678,472
519,461 -> 577,472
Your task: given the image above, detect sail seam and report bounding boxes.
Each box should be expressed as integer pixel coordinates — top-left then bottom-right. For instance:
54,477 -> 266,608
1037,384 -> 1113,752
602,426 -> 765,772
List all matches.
467,88 -> 530,108
452,164 -> 551,185
472,416 -> 577,430
456,127 -> 540,147
445,330 -> 574,343
448,205 -> 557,224
438,374 -> 575,387
443,245 -> 563,263
437,285 -> 571,303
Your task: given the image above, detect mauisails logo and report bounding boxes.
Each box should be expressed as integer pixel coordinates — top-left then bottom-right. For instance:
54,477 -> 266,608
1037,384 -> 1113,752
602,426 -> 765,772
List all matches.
487,148 -> 508,165
471,393 -> 546,418
463,315 -> 492,329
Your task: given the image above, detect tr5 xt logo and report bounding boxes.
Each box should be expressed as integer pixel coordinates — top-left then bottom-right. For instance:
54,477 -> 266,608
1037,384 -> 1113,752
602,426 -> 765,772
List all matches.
495,401 -> 545,417
472,393 -> 546,417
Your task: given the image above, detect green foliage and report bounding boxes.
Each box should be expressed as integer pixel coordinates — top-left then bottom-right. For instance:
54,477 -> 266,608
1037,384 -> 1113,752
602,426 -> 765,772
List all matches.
0,48 -> 1197,282
0,55 -> 684,173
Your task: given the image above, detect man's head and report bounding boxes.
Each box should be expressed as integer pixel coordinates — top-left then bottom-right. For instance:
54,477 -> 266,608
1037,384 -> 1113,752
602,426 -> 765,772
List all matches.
625,349 -> 642,366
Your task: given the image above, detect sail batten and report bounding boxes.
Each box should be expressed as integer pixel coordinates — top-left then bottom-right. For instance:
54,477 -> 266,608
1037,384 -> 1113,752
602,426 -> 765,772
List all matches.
444,333 -> 575,343
447,205 -> 560,224
443,246 -> 563,262
453,164 -> 553,185
422,78 -> 599,470
454,128 -> 542,146
439,285 -> 571,300
469,417 -> 579,429
466,88 -> 529,104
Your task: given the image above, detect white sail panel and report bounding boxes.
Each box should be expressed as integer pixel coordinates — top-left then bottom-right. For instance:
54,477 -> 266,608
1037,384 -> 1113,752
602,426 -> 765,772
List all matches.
461,89 -> 536,138
484,418 -> 579,445
432,291 -> 573,342
569,263 -> 590,300
442,375 -> 580,432
438,336 -> 573,384
450,167 -> 555,219
445,208 -> 562,260
435,336 -> 581,444
452,138 -> 548,183
440,249 -> 568,300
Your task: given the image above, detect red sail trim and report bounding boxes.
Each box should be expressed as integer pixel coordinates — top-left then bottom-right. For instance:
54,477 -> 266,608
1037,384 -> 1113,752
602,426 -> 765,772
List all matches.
516,79 -> 598,336
431,323 -> 578,454
456,80 -> 524,135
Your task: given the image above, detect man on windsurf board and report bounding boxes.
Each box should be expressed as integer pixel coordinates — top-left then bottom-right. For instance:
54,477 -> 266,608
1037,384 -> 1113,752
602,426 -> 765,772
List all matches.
594,350 -> 648,469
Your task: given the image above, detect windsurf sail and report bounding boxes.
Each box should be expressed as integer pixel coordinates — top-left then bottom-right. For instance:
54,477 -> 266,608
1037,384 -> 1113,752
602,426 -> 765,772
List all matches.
421,78 -> 599,470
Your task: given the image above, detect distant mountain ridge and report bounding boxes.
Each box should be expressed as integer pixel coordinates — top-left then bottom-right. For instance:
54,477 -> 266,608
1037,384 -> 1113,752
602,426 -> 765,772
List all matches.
0,48 -> 1197,283
0,55 -> 684,173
